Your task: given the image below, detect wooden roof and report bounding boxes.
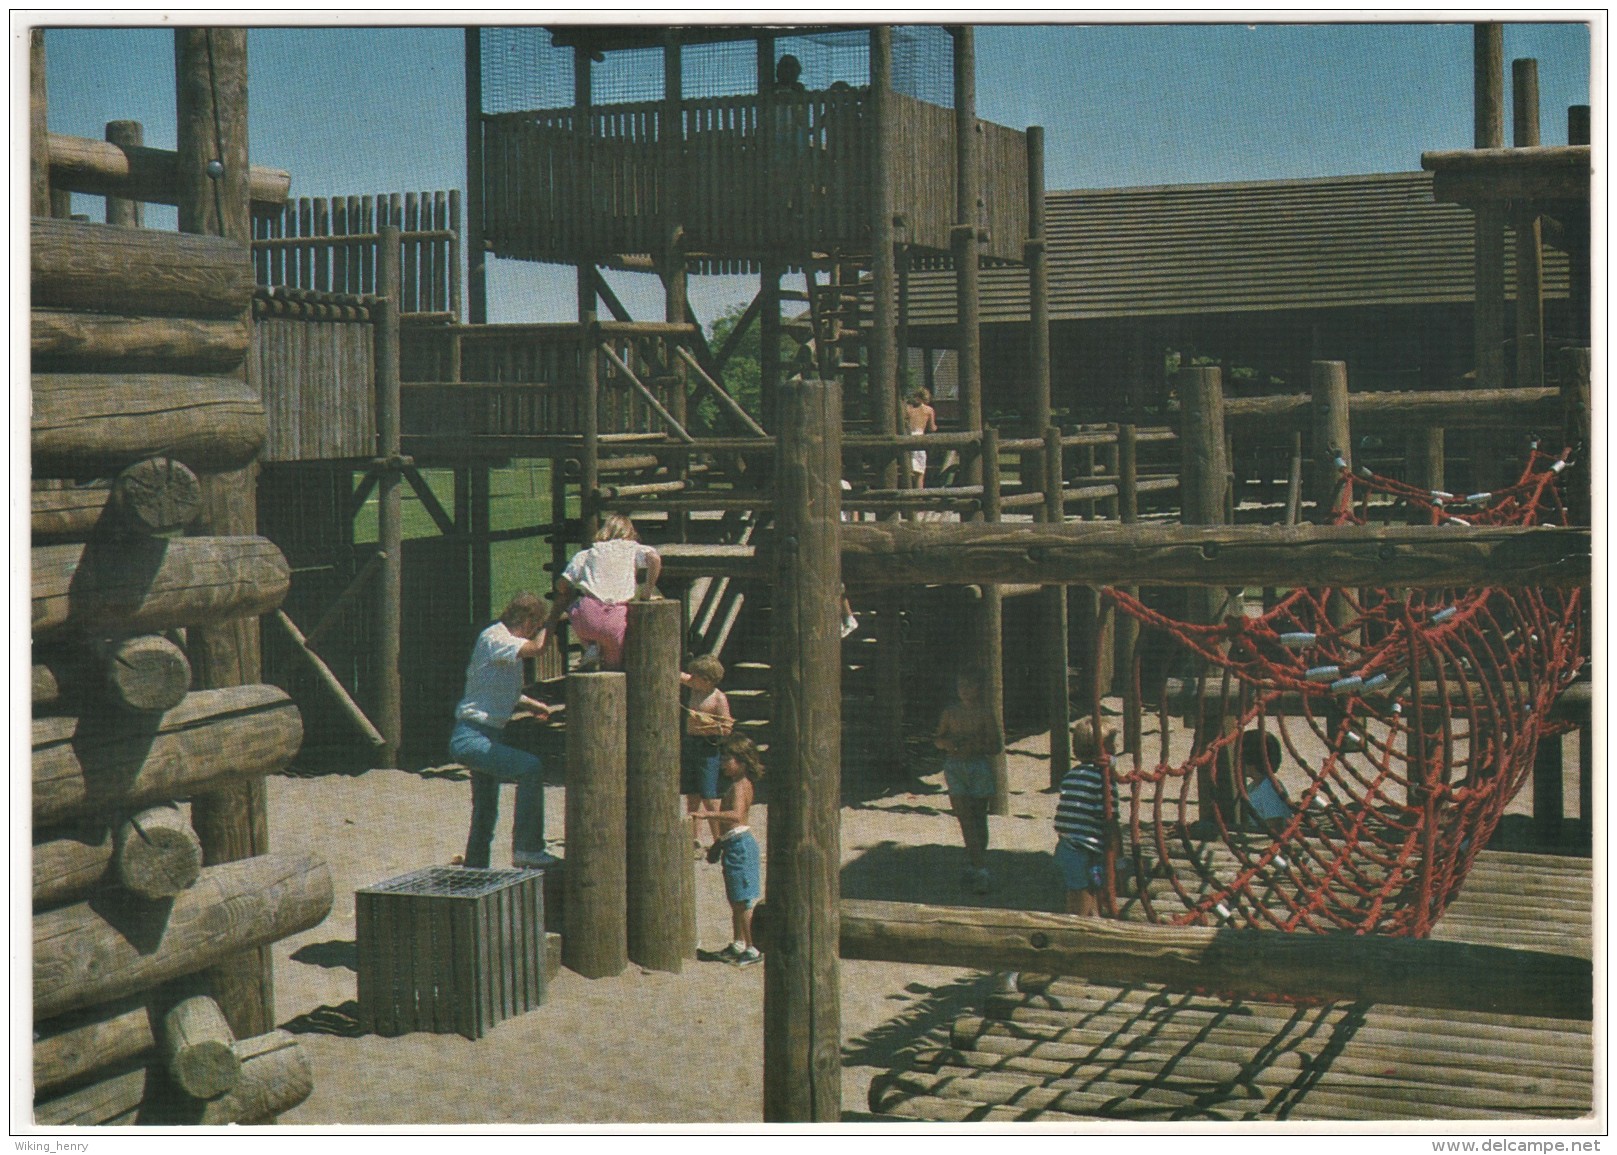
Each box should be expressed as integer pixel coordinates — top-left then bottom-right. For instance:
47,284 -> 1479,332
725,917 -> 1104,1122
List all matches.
904,170 -> 1572,326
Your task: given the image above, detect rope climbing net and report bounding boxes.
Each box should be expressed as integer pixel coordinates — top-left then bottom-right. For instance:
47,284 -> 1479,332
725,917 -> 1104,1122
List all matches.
1101,446 -> 1585,937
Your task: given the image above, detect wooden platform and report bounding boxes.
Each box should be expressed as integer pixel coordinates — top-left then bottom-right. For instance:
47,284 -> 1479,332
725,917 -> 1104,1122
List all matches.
866,848 -> 1594,1123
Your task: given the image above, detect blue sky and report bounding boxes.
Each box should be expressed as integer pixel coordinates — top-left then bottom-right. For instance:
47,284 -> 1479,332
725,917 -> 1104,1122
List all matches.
39,20 -> 1594,324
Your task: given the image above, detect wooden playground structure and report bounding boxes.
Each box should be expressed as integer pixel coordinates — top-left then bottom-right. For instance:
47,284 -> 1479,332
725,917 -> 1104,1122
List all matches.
28,22 -> 1593,1126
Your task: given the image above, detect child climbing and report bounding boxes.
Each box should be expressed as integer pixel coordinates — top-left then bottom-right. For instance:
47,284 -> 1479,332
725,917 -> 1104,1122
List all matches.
933,665 -> 1003,893
546,513 -> 661,671
1056,716 -> 1121,917
681,654 -> 733,853
702,733 -> 765,967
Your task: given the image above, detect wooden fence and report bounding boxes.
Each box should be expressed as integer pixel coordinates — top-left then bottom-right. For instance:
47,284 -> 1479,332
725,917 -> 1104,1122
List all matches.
251,191 -> 460,320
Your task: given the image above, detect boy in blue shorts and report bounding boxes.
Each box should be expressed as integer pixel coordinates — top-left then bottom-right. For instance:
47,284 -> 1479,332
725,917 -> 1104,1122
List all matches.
702,733 -> 765,967
933,666 -> 1003,894
1056,716 -> 1121,917
681,654 -> 733,854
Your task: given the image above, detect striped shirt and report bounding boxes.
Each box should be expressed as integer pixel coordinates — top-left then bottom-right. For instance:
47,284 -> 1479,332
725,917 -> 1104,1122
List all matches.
1055,762 -> 1115,854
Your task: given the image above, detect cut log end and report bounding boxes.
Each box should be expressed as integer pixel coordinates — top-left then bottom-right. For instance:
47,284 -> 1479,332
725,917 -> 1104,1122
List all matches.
114,805 -> 203,899
102,634 -> 192,713
111,457 -> 203,535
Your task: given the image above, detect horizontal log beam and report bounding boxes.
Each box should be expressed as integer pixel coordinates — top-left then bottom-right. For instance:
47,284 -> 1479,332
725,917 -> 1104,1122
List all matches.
1422,145 -> 1591,203
33,853 -> 332,1020
33,1027 -> 312,1125
32,535 -> 289,638
33,825 -> 115,909
32,218 -> 253,319
47,131 -> 290,209
33,684 -> 303,825
33,309 -> 251,374
32,372 -> 264,476
1222,387 -> 1561,432
832,899 -> 1591,1021
33,998 -> 155,1095
839,522 -> 1588,590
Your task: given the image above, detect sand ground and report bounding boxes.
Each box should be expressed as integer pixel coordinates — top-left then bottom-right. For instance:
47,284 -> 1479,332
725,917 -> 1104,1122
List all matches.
265,715 -> 1577,1127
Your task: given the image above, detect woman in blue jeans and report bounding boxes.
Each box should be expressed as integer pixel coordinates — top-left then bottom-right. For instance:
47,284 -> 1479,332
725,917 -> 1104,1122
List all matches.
450,592 -> 556,870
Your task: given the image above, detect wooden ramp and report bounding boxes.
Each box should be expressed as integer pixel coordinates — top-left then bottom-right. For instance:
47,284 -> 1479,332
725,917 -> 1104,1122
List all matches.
864,849 -> 1594,1123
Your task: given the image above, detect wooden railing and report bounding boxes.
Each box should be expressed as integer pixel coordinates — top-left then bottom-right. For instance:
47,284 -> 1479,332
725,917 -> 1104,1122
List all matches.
478,91 -> 1026,265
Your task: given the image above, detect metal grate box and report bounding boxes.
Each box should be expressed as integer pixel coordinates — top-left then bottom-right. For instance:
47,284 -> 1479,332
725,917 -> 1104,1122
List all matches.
356,866 -> 545,1039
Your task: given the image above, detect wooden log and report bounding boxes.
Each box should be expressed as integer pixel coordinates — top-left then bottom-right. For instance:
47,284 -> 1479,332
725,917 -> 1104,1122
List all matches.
1310,361 -> 1352,517
835,899 -> 1592,1020
103,120 -> 145,227
624,599 -> 692,971
31,218 -> 254,319
33,853 -> 332,1020
33,999 -> 155,1094
32,310 -> 250,374
101,634 -> 193,713
563,672 -> 628,979
161,995 -> 240,1099
1221,387 -> 1561,431
31,483 -> 114,542
32,684 -> 302,826
33,1027 -> 311,1126
110,456 -> 205,537
33,825 -> 115,909
114,804 -> 205,900
30,29 -> 49,217
272,610 -> 388,748
837,521 -> 1589,590
47,130 -> 289,211
763,378 -> 843,1122
32,535 -> 290,639
375,224 -> 404,766
198,1030 -> 311,1124
31,373 -> 264,476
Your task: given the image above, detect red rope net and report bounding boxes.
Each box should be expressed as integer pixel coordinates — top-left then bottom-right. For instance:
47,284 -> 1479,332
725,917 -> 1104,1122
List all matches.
1100,447 -> 1584,937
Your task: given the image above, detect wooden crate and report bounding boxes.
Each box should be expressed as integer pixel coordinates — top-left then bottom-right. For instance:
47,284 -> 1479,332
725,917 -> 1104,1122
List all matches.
356,866 -> 545,1040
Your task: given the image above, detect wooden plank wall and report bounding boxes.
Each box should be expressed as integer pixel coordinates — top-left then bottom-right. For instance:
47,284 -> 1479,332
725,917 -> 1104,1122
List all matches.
252,192 -> 460,320
251,316 -> 376,462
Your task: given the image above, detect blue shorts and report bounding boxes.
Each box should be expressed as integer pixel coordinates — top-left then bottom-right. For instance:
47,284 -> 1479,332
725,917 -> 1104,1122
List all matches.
719,830 -> 761,907
943,755 -> 995,799
681,737 -> 722,799
1056,838 -> 1107,893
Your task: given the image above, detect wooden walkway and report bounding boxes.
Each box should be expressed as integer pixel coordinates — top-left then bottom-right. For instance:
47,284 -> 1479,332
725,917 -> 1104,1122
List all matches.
866,849 -> 1594,1123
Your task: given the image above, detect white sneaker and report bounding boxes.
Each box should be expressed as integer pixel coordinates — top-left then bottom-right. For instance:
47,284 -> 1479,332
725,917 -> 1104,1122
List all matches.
841,614 -> 859,639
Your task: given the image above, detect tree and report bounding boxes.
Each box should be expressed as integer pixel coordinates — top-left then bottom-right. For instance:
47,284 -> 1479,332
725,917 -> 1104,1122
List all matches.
698,301 -> 797,431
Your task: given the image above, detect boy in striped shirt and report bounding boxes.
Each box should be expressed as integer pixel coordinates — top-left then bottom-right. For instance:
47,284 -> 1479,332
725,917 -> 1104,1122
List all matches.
1055,717 -> 1121,917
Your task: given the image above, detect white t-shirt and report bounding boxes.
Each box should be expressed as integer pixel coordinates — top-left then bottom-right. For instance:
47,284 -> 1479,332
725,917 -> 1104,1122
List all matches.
455,621 -> 527,727
562,539 -> 659,605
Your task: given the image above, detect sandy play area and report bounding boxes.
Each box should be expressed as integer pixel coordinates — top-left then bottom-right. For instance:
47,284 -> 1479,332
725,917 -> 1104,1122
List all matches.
264,708 -> 1576,1127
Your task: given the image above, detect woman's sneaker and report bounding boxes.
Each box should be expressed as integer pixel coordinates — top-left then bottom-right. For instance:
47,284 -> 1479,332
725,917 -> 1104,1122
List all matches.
733,947 -> 763,968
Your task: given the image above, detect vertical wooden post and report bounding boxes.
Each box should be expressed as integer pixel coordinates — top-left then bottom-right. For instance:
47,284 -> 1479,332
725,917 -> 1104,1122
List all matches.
374,224 -> 404,767
763,378 -> 842,1123
470,464 -> 492,628
1309,360 -> 1352,519
1566,106 -> 1591,344
464,28 -> 487,324
760,264 -> 783,434
1473,23 -> 1507,391
581,316 -> 601,543
564,672 -> 629,979
870,27 -> 899,487
952,26 -> 983,485
1026,126 -> 1051,433
979,427 -> 1008,816
624,599 -> 691,971
1178,366 -> 1232,825
1559,346 -> 1591,526
30,29 -> 50,218
662,36 -> 690,545
103,120 -> 144,227
1043,426 -> 1071,787
1512,58 -> 1544,391
174,27 -> 270,1042
1408,427 -> 1446,494
873,588 -> 905,781
1116,424 -> 1142,757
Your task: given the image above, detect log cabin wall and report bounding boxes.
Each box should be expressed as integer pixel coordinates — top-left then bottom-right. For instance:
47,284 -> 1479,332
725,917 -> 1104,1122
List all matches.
29,211 -> 332,1123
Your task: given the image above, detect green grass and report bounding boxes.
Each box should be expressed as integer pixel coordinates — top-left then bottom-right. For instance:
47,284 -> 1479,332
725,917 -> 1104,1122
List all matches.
351,460 -> 582,616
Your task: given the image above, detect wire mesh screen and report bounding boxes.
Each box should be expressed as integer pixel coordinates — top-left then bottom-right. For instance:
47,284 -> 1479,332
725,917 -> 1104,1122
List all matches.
479,25 -> 955,112
361,865 -> 534,899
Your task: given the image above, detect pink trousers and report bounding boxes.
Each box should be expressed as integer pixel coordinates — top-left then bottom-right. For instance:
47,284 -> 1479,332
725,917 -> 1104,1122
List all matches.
568,595 -> 628,668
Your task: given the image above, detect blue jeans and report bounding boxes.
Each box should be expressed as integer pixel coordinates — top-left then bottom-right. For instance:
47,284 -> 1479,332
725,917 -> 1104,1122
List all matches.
450,719 -> 545,868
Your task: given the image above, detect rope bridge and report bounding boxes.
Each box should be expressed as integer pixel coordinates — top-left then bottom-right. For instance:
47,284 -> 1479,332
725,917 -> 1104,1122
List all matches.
1102,446 -> 1585,937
